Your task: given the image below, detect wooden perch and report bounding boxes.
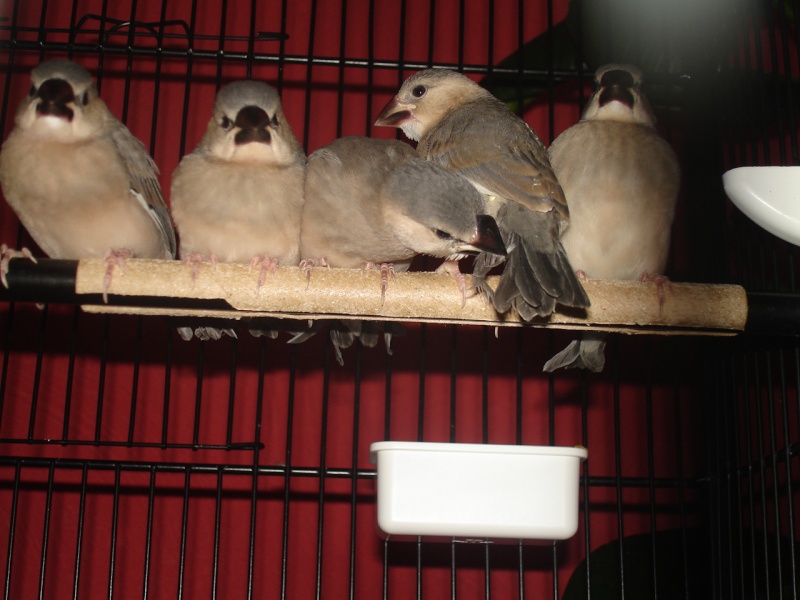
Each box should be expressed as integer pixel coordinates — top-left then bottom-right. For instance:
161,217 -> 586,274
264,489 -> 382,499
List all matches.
70,258 -> 747,335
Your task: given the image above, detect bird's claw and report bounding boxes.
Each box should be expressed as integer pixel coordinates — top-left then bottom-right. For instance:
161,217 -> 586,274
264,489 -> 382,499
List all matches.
251,256 -> 279,290
364,262 -> 395,304
379,263 -> 395,305
639,272 -> 671,314
436,259 -> 467,308
183,253 -> 211,287
361,262 -> 395,306
0,245 -> 37,289
102,248 -> 135,303
300,258 -> 328,289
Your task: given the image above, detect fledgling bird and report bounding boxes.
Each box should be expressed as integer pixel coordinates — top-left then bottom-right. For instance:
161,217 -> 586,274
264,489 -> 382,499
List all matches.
543,64 -> 680,372
0,59 -> 176,295
300,135 -> 505,364
170,80 -> 305,341
171,79 -> 305,273
300,135 -> 506,302
374,68 -> 589,321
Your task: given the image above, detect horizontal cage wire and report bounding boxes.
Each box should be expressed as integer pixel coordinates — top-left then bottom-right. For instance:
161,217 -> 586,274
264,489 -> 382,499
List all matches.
0,1 -> 797,600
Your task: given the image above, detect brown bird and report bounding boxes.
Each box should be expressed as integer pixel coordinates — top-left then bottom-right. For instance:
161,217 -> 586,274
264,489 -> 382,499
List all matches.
543,64 -> 680,372
171,80 -> 305,274
170,79 -> 305,341
375,68 -> 589,321
0,59 -> 176,295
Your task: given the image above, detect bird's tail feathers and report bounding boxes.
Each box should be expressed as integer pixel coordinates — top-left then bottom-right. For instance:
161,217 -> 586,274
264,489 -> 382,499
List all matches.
542,332 -> 607,372
489,205 -> 590,320
471,251 -> 506,303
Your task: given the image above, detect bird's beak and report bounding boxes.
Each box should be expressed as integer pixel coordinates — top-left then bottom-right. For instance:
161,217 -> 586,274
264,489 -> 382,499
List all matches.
35,79 -> 75,121
374,97 -> 415,127
598,84 -> 634,109
234,105 -> 272,145
470,215 -> 507,256
235,127 -> 271,145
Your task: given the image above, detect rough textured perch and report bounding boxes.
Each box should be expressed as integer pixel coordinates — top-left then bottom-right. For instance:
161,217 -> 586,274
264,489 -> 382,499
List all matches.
71,258 -> 747,334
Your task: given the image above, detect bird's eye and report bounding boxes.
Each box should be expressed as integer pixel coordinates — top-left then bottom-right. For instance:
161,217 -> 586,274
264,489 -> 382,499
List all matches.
28,85 -> 36,97
81,92 -> 89,106
434,229 -> 453,240
270,113 -> 279,129
412,85 -> 426,98
220,116 -> 233,130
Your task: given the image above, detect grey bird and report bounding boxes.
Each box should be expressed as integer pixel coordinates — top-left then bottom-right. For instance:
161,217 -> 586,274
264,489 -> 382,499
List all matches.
170,80 -> 306,341
543,64 -> 680,372
299,135 -> 506,364
300,135 -> 506,301
374,68 -> 589,321
0,59 -> 176,295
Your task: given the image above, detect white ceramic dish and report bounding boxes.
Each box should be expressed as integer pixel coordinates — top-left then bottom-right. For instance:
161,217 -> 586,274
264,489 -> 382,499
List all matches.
369,441 -> 588,541
723,166 -> 800,246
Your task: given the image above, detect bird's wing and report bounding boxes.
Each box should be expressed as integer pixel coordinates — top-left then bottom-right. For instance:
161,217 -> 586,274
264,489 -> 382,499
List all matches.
108,118 -> 177,258
419,99 -> 569,220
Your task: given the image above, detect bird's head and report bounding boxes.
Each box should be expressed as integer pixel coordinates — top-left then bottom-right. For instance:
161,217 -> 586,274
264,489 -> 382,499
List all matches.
383,159 -> 507,260
374,69 -> 491,141
202,80 -> 303,165
582,64 -> 656,127
16,59 -> 104,141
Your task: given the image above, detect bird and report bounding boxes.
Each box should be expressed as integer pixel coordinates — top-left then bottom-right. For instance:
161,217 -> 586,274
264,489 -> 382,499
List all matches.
171,79 -> 305,275
374,68 -> 589,321
542,64 -> 680,372
300,135 -> 506,302
299,135 -> 506,364
0,59 -> 176,297
169,79 -> 306,341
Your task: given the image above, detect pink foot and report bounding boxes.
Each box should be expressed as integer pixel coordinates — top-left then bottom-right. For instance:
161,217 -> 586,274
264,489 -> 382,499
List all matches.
364,262 -> 395,304
0,245 -> 37,288
436,259 -> 467,308
379,263 -> 395,304
182,253 -> 215,287
639,272 -> 671,311
102,248 -> 135,303
300,258 -> 328,288
250,256 -> 279,289
575,270 -> 588,282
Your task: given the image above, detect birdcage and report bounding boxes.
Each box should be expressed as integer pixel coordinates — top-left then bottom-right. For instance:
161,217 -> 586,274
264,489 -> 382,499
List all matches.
0,1 -> 798,598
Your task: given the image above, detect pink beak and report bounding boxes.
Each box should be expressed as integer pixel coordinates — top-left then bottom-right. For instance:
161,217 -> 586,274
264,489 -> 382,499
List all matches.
374,97 -> 415,127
